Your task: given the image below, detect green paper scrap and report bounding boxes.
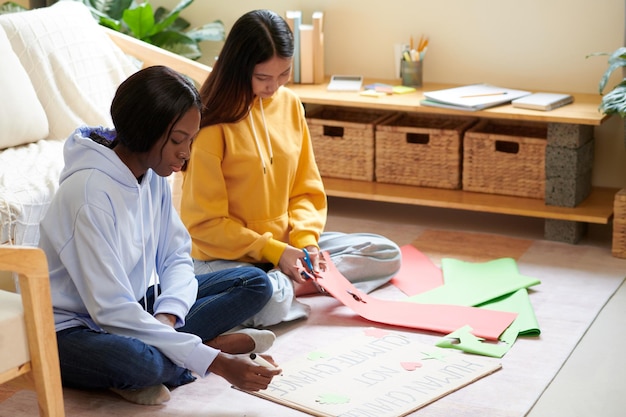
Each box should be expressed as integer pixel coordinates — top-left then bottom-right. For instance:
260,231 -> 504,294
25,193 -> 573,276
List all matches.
407,257 -> 541,307
316,393 -> 351,405
437,325 -> 511,358
307,351 -> 328,361
436,288 -> 541,357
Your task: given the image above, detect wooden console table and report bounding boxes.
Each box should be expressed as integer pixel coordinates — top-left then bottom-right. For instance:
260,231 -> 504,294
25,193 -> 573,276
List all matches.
288,80 -> 618,243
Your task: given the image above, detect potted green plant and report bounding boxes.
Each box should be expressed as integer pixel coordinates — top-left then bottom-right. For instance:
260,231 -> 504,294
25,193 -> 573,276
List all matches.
590,47 -> 626,117
0,0 -> 225,61
78,0 -> 224,61
588,47 -> 626,148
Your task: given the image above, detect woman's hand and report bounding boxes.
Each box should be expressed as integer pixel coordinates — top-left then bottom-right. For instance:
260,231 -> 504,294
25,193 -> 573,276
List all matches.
277,245 -> 309,284
278,245 -> 329,296
208,352 -> 282,391
277,245 -> 325,284
303,245 -> 327,274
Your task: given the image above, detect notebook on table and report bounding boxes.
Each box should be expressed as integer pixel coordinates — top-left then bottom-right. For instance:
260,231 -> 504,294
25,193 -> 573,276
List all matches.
511,92 -> 574,111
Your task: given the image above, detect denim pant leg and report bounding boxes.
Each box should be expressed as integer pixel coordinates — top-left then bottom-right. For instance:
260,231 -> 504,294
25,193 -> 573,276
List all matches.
56,327 -> 195,390
194,259 -> 310,328
319,231 -> 402,293
178,266 -> 273,339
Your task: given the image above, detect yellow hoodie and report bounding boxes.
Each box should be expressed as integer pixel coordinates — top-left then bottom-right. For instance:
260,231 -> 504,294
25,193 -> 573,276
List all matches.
180,86 -> 327,265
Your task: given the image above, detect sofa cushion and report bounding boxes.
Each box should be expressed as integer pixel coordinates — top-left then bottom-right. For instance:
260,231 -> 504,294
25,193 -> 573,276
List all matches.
0,290 -> 29,375
0,1 -> 138,140
0,26 -> 48,150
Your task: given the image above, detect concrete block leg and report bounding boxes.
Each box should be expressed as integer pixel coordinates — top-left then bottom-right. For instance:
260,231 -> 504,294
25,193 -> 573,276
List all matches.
544,219 -> 588,243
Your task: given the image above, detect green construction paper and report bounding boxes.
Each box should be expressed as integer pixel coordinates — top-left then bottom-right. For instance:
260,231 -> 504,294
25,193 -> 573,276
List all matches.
478,288 -> 540,337
436,288 -> 541,357
407,257 -> 541,307
437,325 -> 511,357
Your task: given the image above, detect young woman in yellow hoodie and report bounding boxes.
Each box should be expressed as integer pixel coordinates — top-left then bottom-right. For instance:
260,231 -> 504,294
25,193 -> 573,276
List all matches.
180,9 -> 401,327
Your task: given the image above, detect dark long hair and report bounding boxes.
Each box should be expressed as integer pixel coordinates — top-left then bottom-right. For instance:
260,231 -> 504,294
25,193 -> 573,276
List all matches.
106,65 -> 201,152
199,9 -> 294,127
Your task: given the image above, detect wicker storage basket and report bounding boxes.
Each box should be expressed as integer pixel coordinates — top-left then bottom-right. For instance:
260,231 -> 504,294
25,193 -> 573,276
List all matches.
306,106 -> 395,181
375,113 -> 477,189
463,119 -> 548,199
612,188 -> 626,258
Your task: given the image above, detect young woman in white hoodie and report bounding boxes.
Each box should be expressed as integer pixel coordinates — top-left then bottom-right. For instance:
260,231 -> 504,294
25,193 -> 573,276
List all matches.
38,65 -> 281,406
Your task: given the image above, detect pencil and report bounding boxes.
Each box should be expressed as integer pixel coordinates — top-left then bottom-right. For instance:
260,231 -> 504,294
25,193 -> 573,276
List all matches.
461,92 -> 508,98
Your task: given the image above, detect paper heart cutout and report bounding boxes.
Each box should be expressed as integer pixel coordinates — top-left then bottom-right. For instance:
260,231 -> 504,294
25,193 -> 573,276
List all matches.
401,361 -> 422,371
363,328 -> 389,338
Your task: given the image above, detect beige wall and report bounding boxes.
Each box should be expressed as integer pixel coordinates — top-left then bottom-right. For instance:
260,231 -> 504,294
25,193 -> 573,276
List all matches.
157,0 -> 626,189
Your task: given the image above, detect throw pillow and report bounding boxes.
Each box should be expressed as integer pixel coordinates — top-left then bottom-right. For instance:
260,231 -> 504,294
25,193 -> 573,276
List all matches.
0,26 -> 48,149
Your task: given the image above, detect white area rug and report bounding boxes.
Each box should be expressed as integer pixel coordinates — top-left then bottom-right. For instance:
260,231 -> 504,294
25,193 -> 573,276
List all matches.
2,228 -> 624,417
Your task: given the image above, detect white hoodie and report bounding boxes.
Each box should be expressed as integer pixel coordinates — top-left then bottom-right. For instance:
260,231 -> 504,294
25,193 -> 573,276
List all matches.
39,126 -> 217,376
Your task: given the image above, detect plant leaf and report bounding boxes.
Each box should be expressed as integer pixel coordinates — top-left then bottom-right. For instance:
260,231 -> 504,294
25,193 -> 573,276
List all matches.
152,7 -> 183,34
588,46 -> 626,97
153,0 -> 193,32
123,2 -> 156,40
167,0 -> 195,18
600,81 -> 626,117
154,7 -> 189,32
149,30 -> 201,60
599,60 -> 626,94
98,0 -> 135,21
186,21 -> 225,42
99,15 -> 123,32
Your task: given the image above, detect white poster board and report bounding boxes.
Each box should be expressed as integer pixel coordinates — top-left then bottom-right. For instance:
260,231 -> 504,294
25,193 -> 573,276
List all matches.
244,328 -> 501,417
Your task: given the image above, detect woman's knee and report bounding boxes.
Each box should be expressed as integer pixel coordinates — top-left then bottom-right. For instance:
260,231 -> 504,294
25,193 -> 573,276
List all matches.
57,328 -> 180,389
242,270 -> 310,327
240,266 -> 274,304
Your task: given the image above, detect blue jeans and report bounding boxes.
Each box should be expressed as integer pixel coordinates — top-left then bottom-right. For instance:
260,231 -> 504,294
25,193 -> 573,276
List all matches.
56,267 -> 272,390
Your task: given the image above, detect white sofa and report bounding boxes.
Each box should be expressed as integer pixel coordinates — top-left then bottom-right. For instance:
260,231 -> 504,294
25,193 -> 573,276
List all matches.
0,1 -> 210,247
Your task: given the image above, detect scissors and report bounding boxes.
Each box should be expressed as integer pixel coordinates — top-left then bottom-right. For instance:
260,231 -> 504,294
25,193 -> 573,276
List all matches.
301,248 -> 326,294
301,248 -> 327,294
301,248 -> 317,279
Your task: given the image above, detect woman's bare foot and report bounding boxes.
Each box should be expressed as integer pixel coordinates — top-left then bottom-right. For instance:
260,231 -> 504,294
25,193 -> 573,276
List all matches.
294,279 -> 319,296
206,333 -> 254,354
110,384 -> 170,405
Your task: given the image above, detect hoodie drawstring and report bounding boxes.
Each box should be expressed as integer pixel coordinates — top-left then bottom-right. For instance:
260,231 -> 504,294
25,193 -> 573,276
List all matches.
138,180 -> 158,311
248,97 -> 274,174
138,182 -> 148,311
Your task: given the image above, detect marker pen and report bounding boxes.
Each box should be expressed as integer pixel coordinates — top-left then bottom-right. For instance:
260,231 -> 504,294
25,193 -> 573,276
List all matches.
249,353 -> 277,370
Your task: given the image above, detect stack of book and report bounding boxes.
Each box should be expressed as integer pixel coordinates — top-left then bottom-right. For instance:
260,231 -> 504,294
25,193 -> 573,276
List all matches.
285,11 -> 324,84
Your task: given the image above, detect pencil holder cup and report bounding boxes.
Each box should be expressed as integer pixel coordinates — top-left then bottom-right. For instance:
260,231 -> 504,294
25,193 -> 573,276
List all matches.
401,60 -> 423,87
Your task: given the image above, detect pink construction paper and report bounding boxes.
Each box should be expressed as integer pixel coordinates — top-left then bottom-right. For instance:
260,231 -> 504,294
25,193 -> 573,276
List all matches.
390,244 -> 444,296
315,253 -> 517,340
